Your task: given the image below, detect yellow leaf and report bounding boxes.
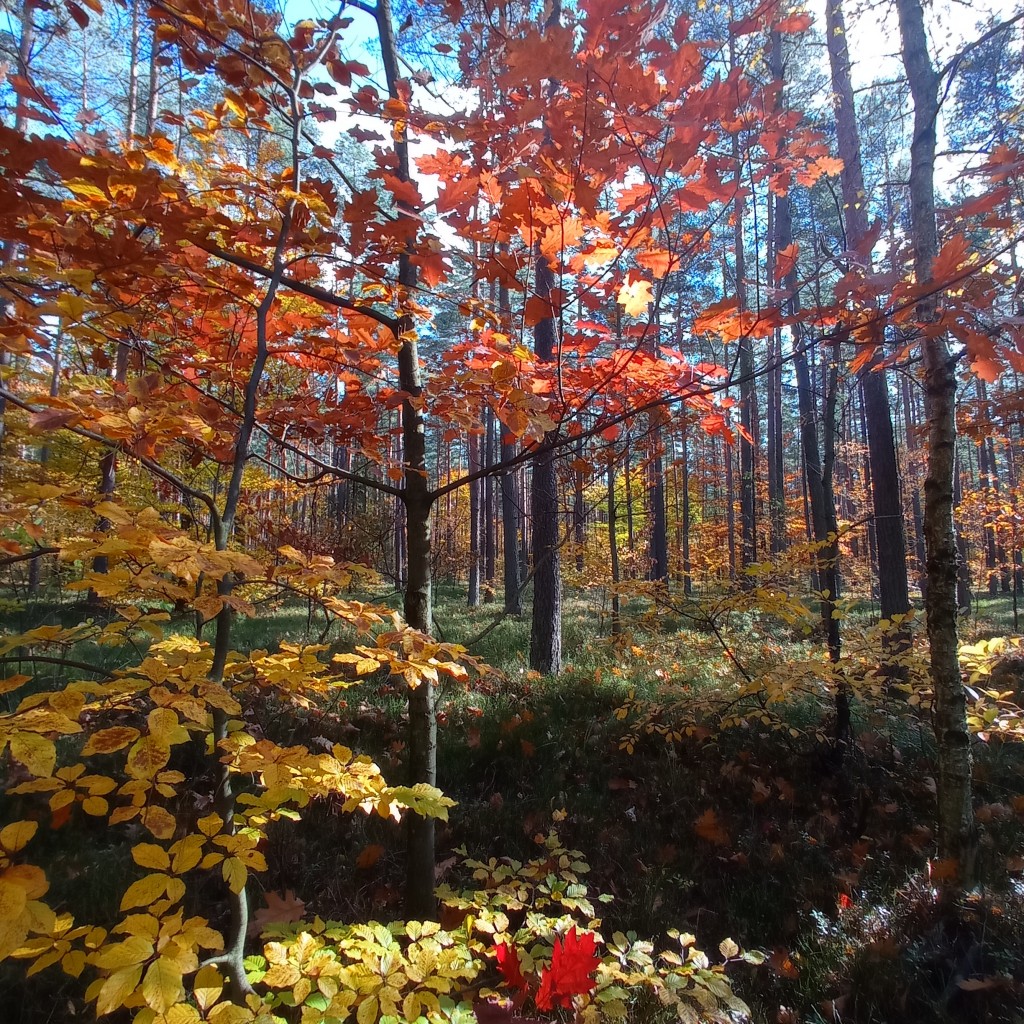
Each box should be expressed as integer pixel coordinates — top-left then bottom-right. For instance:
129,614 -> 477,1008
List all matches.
82,727 -> 141,757
207,1001 -> 255,1024
82,796 -> 109,816
126,735 -> 171,780
142,956 -> 184,1013
120,873 -> 169,911
262,962 -> 301,987
193,964 -> 224,1012
132,845 -> 170,871
170,835 -> 204,874
224,93 -> 248,121
222,857 -> 246,895
147,707 -> 185,742
357,994 -> 379,1024
0,674 -> 31,695
92,935 -> 155,970
63,949 -> 87,977
10,734 -> 56,777
4,864 -> 48,899
141,806 -> 176,840
0,820 -> 38,854
49,789 -> 76,811
166,876 -> 186,904
0,878 -> 27,921
66,179 -> 109,202
167,1005 -> 202,1024
96,963 -> 144,1017
197,813 -> 224,837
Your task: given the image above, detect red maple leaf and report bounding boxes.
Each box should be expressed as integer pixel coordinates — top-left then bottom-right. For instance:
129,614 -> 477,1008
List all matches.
495,942 -> 528,992
535,928 -> 600,1010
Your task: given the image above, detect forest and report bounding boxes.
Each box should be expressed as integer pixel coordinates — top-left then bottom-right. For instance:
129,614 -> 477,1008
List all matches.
1,0 -> 1024,1020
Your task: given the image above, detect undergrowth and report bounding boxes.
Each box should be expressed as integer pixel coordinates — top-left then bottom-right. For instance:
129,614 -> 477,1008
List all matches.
3,585 -> 1024,1023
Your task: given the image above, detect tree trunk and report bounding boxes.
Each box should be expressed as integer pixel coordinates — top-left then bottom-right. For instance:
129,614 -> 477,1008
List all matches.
484,407 -> 496,585
608,458 -> 621,635
529,251 -> 562,674
500,419 -> 523,615
681,416 -> 693,596
468,430 -> 482,607
776,179 -> 841,660
373,0 -> 437,917
648,429 -> 669,583
896,0 -> 975,882
826,0 -> 910,622
730,117 -> 757,573
573,435 -> 586,573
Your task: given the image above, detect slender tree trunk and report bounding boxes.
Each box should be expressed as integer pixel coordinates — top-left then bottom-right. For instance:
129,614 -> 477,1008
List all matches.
574,435 -> 586,572
373,0 -> 437,917
484,407 -> 496,586
624,439 -> 635,556
529,251 -> 562,674
126,0 -> 141,140
825,0 -> 910,618
608,458 -> 621,635
776,178 -> 841,660
500,419 -> 522,614
468,430 -> 482,607
729,123 -> 757,573
896,0 -> 975,882
648,429 -> 669,583
681,416 -> 692,597
725,434 -> 737,581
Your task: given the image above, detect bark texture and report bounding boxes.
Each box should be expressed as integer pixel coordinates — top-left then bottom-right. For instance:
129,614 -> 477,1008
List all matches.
896,0 -> 975,880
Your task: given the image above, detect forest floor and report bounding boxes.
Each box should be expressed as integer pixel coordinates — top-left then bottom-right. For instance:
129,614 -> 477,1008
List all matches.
3,585 -> 1024,1023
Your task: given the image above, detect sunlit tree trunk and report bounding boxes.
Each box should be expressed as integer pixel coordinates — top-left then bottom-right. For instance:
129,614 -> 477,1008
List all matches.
896,0 -> 975,883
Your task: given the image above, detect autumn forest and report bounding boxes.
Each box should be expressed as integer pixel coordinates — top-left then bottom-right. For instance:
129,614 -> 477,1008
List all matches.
2,0 -> 1024,1020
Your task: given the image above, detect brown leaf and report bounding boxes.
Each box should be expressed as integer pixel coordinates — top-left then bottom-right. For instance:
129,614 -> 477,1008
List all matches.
693,809 -> 730,846
355,844 -> 385,870
608,777 -> 637,791
929,857 -> 960,882
957,976 -> 1006,992
250,890 -> 305,936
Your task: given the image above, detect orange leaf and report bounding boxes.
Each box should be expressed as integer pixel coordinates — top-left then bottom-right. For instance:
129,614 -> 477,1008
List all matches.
774,243 -> 799,282
617,277 -> 653,318
356,844 -> 385,870
693,808 -> 730,846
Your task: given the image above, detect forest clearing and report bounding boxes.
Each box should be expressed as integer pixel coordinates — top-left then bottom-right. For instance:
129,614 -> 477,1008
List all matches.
2,0 -> 1024,1020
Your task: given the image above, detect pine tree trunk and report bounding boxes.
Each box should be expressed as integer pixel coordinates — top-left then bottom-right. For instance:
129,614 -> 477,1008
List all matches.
648,429 -> 669,583
500,420 -> 522,614
608,458 -> 621,635
681,417 -> 693,596
468,431 -> 482,607
529,247 -> 562,674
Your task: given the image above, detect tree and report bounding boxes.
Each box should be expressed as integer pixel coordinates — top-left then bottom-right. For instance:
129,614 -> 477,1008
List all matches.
895,0 -> 975,883
824,0 -> 910,624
